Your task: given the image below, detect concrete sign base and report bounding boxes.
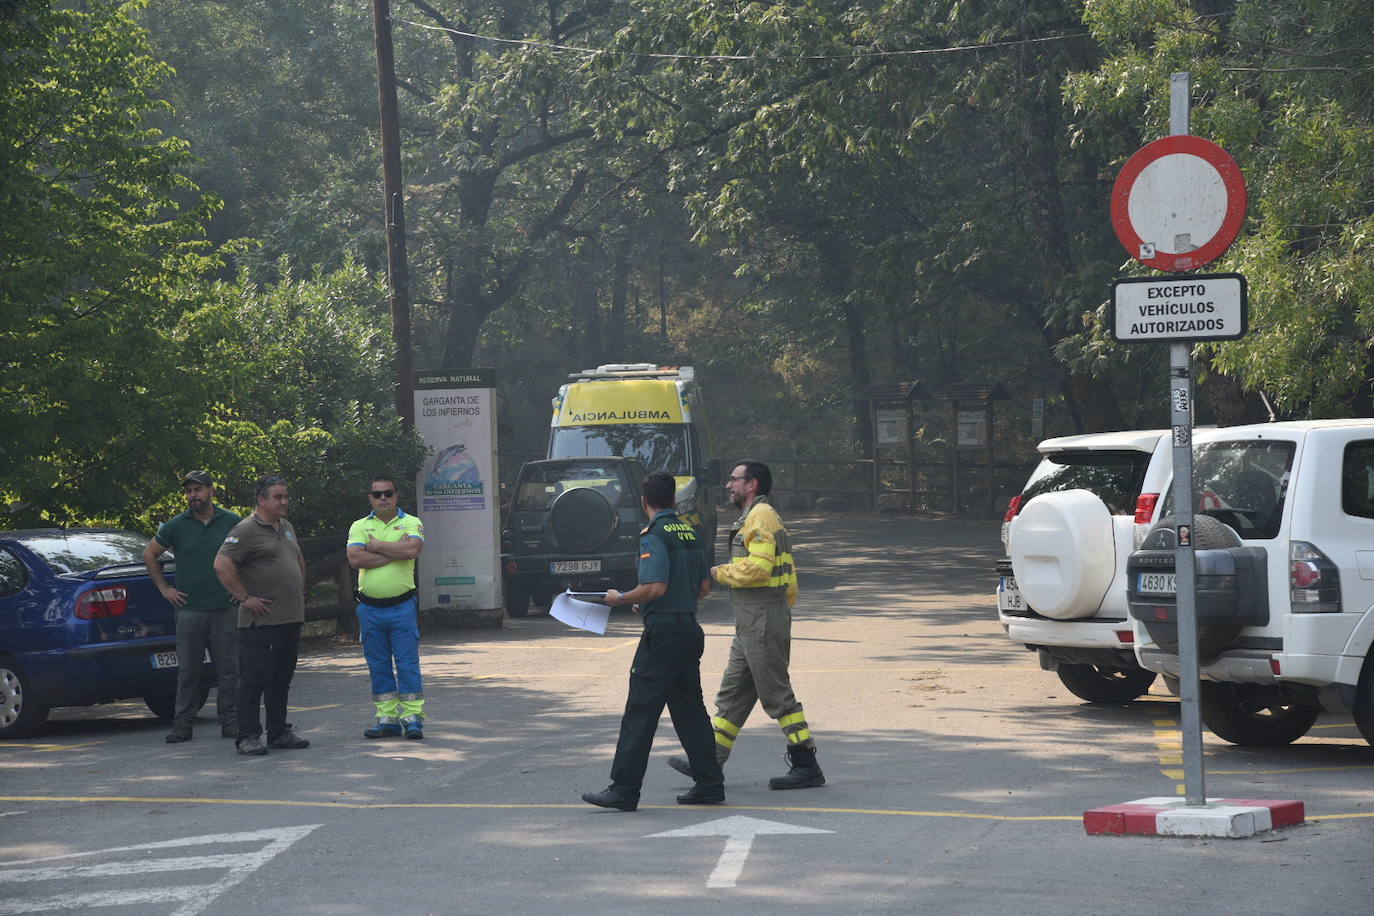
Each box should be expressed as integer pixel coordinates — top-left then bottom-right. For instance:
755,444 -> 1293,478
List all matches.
1084,797 -> 1304,838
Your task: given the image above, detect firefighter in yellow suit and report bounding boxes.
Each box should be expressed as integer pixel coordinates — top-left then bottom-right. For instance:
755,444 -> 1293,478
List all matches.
669,459 -> 824,789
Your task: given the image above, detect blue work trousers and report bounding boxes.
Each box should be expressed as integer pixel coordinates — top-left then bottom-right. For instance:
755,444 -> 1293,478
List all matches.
356,598 -> 423,699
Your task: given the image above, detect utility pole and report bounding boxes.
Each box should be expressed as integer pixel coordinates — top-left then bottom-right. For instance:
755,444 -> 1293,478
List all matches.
372,0 -> 414,427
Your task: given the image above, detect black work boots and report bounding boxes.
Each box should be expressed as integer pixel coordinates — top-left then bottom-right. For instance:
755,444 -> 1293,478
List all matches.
581,784 -> 639,811
768,744 -> 825,790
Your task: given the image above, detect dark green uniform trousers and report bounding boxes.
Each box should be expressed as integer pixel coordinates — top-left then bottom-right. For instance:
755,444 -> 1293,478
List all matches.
609,615 -> 723,796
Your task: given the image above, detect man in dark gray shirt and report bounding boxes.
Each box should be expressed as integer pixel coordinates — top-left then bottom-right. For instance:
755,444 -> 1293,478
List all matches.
214,476 -> 309,757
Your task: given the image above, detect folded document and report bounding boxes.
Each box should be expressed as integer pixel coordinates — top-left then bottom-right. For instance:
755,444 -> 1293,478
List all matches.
550,590 -> 610,634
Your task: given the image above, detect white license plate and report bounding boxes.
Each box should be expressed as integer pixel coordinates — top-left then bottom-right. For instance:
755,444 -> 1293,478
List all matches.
551,559 -> 602,574
998,576 -> 1023,611
1137,572 -> 1177,595
149,648 -> 211,669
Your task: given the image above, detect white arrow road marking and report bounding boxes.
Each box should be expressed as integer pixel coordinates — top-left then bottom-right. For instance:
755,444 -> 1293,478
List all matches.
0,824 -> 320,915
648,815 -> 833,889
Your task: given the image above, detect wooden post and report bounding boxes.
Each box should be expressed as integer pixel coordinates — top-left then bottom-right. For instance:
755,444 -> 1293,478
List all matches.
904,402 -> 916,510
985,399 -> 995,514
372,0 -> 414,427
949,400 -> 960,512
869,399 -> 880,510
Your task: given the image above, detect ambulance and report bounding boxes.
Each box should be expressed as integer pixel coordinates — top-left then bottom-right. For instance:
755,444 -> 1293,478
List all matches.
548,364 -> 722,559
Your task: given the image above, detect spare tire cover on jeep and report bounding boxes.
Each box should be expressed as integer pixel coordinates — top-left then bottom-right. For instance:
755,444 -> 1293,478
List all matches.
549,487 -> 617,552
1136,514 -> 1244,656
1009,489 -> 1115,620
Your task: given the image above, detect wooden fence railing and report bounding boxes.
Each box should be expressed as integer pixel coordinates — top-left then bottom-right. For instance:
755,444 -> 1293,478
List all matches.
723,456 -> 1035,515
299,535 -> 356,628
499,452 -> 1034,515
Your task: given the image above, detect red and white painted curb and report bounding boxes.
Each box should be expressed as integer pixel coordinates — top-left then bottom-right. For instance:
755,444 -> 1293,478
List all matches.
1084,797 -> 1304,838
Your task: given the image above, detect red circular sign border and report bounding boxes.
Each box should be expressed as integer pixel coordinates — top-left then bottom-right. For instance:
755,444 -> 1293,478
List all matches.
1111,134 -> 1248,272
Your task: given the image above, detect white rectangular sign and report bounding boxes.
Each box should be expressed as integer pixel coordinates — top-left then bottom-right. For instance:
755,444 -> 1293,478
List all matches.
875,408 -> 907,446
414,369 -> 500,612
957,409 -> 987,447
1112,273 -> 1247,343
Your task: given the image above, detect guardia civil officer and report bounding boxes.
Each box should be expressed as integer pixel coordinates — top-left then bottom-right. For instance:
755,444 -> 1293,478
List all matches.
667,459 -> 825,789
582,471 -> 724,811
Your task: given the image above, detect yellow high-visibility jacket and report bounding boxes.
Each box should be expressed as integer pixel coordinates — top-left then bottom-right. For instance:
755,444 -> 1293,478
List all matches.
713,497 -> 798,607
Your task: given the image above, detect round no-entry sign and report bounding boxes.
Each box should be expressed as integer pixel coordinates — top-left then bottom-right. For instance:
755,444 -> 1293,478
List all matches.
1111,134 -> 1247,272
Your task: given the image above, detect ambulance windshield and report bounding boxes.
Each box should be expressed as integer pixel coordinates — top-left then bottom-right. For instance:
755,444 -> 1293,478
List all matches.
550,425 -> 691,476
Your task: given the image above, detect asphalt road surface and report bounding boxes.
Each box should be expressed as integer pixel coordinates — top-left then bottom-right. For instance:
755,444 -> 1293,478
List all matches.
3,514 -> 1371,914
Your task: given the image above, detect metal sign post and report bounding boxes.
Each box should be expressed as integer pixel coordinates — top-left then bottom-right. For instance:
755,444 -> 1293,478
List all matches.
1109,72 -> 1250,807
1168,72 -> 1206,807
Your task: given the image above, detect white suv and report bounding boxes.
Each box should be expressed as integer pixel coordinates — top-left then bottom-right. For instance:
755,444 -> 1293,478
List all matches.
998,430 -> 1170,703
1131,419 -> 1374,747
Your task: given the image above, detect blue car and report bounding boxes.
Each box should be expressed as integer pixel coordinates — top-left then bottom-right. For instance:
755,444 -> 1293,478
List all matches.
0,528 -> 213,738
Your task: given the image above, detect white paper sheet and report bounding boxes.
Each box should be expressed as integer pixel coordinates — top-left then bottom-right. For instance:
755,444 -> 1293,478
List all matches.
549,590 -> 611,634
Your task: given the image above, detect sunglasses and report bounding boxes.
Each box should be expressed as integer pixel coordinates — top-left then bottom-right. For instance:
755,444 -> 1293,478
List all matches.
369,489 -> 396,499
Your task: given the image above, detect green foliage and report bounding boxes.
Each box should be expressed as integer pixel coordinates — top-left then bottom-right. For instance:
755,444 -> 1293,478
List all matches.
1,0 -> 221,524
162,260 -> 430,536
27,0 -> 1368,513
1071,0 -> 1374,417
138,0 -> 382,267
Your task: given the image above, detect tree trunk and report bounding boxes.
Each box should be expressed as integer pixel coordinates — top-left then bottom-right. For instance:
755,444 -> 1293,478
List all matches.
1018,86 -> 1124,433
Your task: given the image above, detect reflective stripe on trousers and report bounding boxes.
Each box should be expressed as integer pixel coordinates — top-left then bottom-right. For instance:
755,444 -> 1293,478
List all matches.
710,588 -> 815,760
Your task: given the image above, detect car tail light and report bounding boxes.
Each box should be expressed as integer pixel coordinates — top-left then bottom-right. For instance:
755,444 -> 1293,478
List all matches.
1001,494 -> 1025,551
75,586 -> 128,619
1133,492 -> 1159,549
1115,629 -> 1134,644
1290,541 -> 1340,613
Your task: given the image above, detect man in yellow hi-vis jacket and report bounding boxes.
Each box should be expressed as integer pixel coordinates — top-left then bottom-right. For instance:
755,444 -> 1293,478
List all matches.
669,460 -> 824,789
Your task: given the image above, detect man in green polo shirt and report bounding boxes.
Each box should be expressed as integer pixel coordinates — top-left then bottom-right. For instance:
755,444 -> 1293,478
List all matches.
143,470 -> 242,743
347,474 -> 426,739
582,471 -> 724,812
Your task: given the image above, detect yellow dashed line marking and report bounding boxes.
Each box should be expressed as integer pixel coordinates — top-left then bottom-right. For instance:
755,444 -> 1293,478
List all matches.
466,673 -> 618,680
1310,721 -> 1359,730
462,666 -> 988,682
1147,716 -> 1185,794
1205,764 -> 1374,776
1144,710 -> 1372,790
474,639 -> 639,653
0,741 -> 106,753
291,704 -> 343,712
0,794 -> 1077,821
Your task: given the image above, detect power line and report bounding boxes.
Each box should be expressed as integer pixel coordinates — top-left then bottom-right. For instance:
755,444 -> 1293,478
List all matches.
392,16 -> 1086,62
